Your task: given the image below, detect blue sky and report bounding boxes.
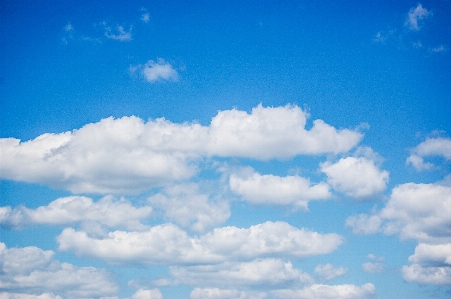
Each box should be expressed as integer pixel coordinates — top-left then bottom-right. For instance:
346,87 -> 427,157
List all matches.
1,0 -> 450,298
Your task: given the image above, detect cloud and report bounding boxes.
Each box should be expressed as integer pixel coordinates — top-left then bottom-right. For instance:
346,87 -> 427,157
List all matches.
190,288 -> 267,299
0,196 -> 152,232
0,293 -> 62,299
406,137 -> 451,171
229,168 -> 330,209
148,183 -> 230,232
402,264 -> 451,285
0,105 -> 362,195
405,4 -> 432,31
130,59 -> 179,83
103,23 -> 133,41
170,259 -> 313,289
57,221 -> 342,265
0,243 -> 117,298
362,262 -> 385,274
346,183 -> 451,242
314,264 -> 348,281
270,283 -> 376,299
320,157 -> 389,198
130,288 -> 163,299
408,243 -> 451,266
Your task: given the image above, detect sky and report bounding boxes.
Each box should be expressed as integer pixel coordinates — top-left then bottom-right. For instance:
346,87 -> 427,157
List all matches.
0,0 -> 451,298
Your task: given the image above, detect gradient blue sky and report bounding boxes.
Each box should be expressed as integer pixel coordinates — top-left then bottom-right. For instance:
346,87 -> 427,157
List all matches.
1,1 -> 451,299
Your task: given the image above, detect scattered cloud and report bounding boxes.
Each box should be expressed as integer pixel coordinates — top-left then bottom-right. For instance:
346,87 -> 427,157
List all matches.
190,288 -> 267,299
320,156 -> 389,198
362,262 -> 385,274
314,264 -> 348,281
130,58 -> 179,83
148,183 -> 230,232
407,137 -> 451,171
402,264 -> 451,285
405,4 -> 432,31
140,8 -> 150,23
430,45 -> 448,53
130,288 -> 163,299
103,22 -> 133,41
0,243 -> 117,298
270,283 -> 376,299
57,221 -> 342,265
170,259 -> 314,289
0,105 -> 363,195
229,167 -> 330,209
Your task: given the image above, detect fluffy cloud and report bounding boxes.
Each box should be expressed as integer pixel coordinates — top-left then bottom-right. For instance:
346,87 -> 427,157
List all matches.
406,137 -> 451,171
130,58 -> 179,83
408,243 -> 451,266
362,263 -> 384,274
229,168 -> 330,209
314,264 -> 348,281
346,183 -> 451,242
0,105 -> 362,195
0,293 -> 62,299
270,283 -> 376,299
0,196 -> 152,232
130,288 -> 163,299
57,221 -> 342,265
402,264 -> 451,285
320,157 -> 389,198
405,4 -> 432,31
171,259 -> 313,288
0,243 -> 117,298
190,288 -> 267,299
148,184 -> 230,232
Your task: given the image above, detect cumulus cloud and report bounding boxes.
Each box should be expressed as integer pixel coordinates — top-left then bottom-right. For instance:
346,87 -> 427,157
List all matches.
0,105 -> 362,195
171,259 -> 313,289
405,4 -> 432,31
0,293 -> 62,299
0,243 -> 117,298
346,183 -> 451,242
402,264 -> 451,285
362,262 -> 385,274
130,59 -> 179,83
130,288 -> 163,299
0,196 -> 152,232
408,243 -> 451,266
270,283 -> 376,299
406,137 -> 451,171
148,183 -> 230,232
191,288 -> 267,299
320,157 -> 389,198
57,221 -> 342,265
314,264 -> 348,281
229,168 -> 330,209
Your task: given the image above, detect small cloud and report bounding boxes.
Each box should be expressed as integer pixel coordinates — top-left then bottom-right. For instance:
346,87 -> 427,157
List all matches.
314,263 -> 348,281
131,58 -> 179,83
430,45 -> 448,53
405,4 -> 432,31
373,32 -> 387,43
65,23 -> 73,32
362,262 -> 385,274
103,22 -> 133,41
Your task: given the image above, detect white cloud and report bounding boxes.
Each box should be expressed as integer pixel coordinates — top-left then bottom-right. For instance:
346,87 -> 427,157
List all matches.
148,183 -> 230,232
141,14 -> 150,23
405,4 -> 432,31
0,293 -> 62,299
408,243 -> 451,266
104,23 -> 133,41
0,243 -> 117,298
131,59 -> 179,83
0,105 -> 362,195
406,137 -> 451,171
57,221 -> 342,265
170,259 -> 313,288
229,168 -> 330,209
130,288 -> 163,299
270,283 -> 376,299
346,183 -> 451,242
320,157 -> 389,198
314,264 -> 348,281
402,264 -> 451,285
190,288 -> 267,299
0,196 -> 152,232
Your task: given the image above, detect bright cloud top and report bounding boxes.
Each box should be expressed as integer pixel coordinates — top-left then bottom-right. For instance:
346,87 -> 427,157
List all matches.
0,196 -> 152,232
320,157 -> 389,198
0,243 -> 117,298
406,137 -> 451,171
57,221 -> 342,265
0,105 -> 363,194
229,168 -> 330,209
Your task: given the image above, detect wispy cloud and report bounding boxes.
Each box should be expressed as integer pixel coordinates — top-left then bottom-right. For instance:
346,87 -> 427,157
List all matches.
405,4 -> 432,31
103,22 -> 133,41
